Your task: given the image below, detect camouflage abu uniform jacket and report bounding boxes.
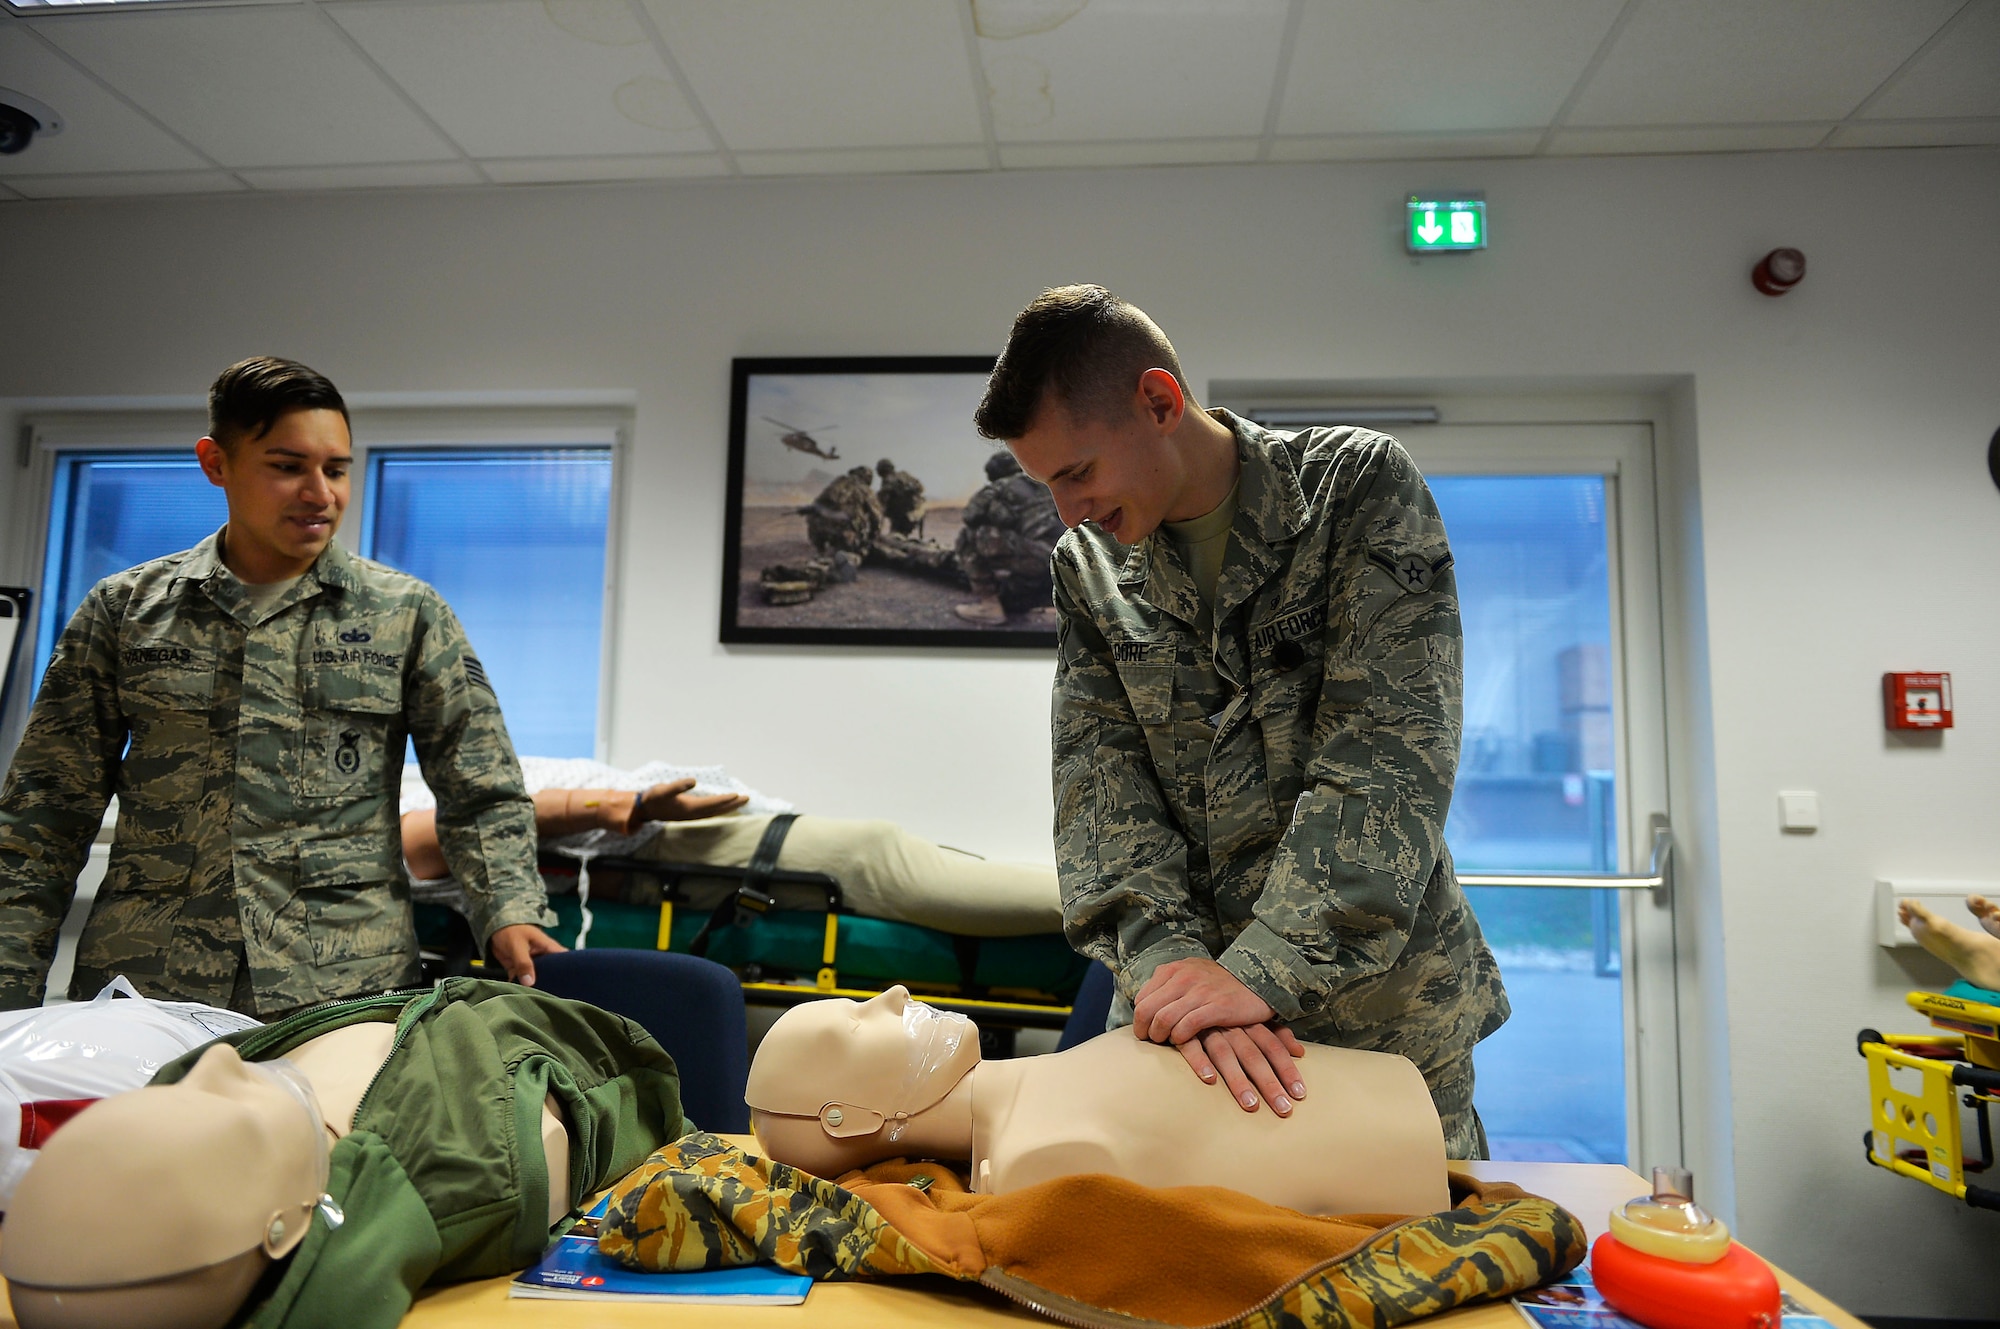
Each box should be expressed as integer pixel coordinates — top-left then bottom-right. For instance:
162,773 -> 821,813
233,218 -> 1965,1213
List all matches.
1051,411 -> 1508,1088
0,532 -> 549,1013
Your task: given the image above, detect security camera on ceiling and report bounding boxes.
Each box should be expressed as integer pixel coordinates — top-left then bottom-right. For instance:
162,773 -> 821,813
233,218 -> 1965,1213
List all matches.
0,88 -> 64,157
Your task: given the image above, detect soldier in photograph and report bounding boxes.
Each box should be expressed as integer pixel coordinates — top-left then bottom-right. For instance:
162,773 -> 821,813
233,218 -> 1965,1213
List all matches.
951,450 -> 1065,627
875,457 -> 927,537
974,285 -> 1508,1157
803,465 -> 884,557
0,358 -> 561,1016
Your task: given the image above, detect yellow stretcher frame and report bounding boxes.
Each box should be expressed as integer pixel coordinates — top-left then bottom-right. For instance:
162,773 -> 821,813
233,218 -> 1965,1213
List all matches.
1858,991 -> 2000,1212
653,890 -> 838,988
642,871 -> 1076,1032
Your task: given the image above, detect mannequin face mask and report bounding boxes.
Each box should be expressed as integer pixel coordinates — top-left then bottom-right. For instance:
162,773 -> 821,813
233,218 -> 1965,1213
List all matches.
746,986 -> 980,1143
3,1044 -> 342,1329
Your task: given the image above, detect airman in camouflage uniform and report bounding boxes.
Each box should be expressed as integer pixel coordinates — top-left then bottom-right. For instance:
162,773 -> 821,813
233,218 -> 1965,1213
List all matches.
976,286 -> 1505,1154
953,451 -> 1065,623
0,534 -> 550,1015
802,467 -> 884,558
874,458 -> 927,537
1048,412 -> 1508,1155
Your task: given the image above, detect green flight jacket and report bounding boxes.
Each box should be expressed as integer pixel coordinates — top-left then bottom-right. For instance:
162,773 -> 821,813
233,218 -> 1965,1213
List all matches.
0,532 -> 549,1012
1051,412 -> 1509,1085
150,978 -> 687,1329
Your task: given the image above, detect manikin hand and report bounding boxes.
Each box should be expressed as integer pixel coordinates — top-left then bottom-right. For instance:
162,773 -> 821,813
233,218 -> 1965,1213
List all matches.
1132,956 -> 1307,1116
635,778 -> 752,823
489,924 -> 568,987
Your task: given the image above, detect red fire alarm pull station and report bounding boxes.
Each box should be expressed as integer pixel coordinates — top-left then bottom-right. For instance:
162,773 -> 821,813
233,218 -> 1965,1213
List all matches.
1883,672 -> 1953,730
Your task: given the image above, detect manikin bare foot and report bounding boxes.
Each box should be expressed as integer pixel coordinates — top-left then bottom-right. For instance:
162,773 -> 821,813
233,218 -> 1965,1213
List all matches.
1899,899 -> 2000,991
1968,895 -> 2000,943
953,595 -> 1007,626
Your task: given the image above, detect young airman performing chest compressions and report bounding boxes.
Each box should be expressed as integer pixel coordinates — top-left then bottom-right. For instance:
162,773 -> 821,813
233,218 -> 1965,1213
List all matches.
0,358 -> 562,1016
975,286 -> 1510,1156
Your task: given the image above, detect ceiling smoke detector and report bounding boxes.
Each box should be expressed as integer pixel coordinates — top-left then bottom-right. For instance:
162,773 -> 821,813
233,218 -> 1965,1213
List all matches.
1751,248 -> 1806,297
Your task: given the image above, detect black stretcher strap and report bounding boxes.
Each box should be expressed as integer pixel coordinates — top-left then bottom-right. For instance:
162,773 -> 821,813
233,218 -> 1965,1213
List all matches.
746,813 -> 798,889
687,813 -> 799,958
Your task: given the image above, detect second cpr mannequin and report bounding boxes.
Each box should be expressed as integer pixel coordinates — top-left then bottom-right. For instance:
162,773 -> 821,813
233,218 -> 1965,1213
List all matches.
746,985 -> 1449,1215
2,980 -> 685,1329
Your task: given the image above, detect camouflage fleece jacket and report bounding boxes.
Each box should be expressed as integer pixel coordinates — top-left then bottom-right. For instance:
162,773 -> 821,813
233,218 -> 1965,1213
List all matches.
1050,410 -> 1508,1083
0,532 -> 548,1012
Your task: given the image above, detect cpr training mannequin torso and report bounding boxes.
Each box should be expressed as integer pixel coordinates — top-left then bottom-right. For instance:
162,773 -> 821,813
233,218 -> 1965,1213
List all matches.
746,986 -> 1449,1216
1,978 -> 684,1329
283,1023 -> 573,1228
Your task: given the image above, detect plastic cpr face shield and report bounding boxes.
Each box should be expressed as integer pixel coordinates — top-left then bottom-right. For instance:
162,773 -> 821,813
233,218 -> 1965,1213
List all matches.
746,986 -> 979,1143
2,1044 -> 344,1323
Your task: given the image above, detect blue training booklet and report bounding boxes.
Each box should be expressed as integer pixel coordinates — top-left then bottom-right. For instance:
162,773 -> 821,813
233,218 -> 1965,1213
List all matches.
510,1197 -> 814,1305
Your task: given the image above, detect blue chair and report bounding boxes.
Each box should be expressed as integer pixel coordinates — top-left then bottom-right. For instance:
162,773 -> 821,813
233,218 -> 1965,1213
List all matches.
533,949 -> 750,1133
1056,960 -> 1116,1052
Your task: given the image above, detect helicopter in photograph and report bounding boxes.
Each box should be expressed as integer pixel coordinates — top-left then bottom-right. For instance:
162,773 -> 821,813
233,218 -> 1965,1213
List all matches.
764,417 -> 841,462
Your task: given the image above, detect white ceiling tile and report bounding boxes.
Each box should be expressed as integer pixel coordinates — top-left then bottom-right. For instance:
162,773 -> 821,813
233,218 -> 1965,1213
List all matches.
2,168 -> 244,198
978,0 -> 1287,143
0,25 -> 210,173
643,0 -> 982,151
479,152 -> 727,183
238,161 -> 484,192
1277,0 -> 1624,136
1827,119 -> 2000,150
32,7 -> 457,167
735,144 -> 988,176
327,1 -> 712,159
1546,124 -> 1834,156
1267,131 -> 1543,162
997,138 -> 1258,169
1860,3 -> 2000,121
1567,0 -> 1962,126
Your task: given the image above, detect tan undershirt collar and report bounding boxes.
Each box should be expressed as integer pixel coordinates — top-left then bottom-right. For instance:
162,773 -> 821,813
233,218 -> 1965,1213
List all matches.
1163,479 -> 1241,618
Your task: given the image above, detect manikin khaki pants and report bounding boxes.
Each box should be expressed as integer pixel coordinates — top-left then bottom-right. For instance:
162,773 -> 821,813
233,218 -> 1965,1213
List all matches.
636,814 -> 1061,939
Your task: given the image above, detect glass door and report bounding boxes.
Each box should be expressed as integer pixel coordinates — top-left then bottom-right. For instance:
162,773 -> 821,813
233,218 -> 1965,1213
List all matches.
1399,422 -> 1675,1169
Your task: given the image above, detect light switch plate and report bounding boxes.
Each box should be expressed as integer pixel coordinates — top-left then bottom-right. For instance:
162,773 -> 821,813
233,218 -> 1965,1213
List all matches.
1778,790 -> 1819,831
1876,879 -> 1998,948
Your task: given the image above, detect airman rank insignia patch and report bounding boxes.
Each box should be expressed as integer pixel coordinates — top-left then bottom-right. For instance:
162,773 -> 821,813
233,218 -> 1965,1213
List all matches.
1369,550 -> 1453,594
464,654 -> 493,694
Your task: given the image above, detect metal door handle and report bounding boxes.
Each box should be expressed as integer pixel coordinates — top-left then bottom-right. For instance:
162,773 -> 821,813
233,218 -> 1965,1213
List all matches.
1456,815 -> 1672,890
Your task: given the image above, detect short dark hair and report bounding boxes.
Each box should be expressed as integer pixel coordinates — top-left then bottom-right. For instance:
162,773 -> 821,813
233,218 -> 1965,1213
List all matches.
207,357 -> 348,448
973,285 -> 1186,441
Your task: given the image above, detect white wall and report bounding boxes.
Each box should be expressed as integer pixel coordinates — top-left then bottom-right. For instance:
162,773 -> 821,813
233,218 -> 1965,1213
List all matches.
2,146 -> 1997,1316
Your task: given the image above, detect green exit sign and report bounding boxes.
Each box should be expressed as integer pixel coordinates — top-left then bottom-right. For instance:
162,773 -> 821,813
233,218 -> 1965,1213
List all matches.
1406,195 -> 1486,252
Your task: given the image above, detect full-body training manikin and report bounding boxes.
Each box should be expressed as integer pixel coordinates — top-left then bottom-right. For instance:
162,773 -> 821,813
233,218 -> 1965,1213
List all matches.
745,986 -> 1449,1216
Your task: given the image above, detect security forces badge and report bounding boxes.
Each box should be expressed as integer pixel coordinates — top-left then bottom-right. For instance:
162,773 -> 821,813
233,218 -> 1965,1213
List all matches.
334,729 -> 362,775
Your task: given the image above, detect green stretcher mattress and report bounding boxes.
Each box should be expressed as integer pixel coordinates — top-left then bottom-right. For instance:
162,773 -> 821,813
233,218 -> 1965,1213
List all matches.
414,898 -> 1088,1006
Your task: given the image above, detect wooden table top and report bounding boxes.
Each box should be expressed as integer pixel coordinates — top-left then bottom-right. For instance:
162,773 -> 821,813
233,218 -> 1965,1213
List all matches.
0,1154 -> 1866,1328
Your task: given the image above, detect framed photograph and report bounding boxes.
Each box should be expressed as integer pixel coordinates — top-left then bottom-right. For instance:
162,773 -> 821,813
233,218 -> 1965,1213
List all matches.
721,357 -> 1061,649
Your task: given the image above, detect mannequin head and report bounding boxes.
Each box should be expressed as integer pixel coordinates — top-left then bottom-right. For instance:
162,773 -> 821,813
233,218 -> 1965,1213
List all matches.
746,986 -> 981,1176
2,1044 -> 333,1329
